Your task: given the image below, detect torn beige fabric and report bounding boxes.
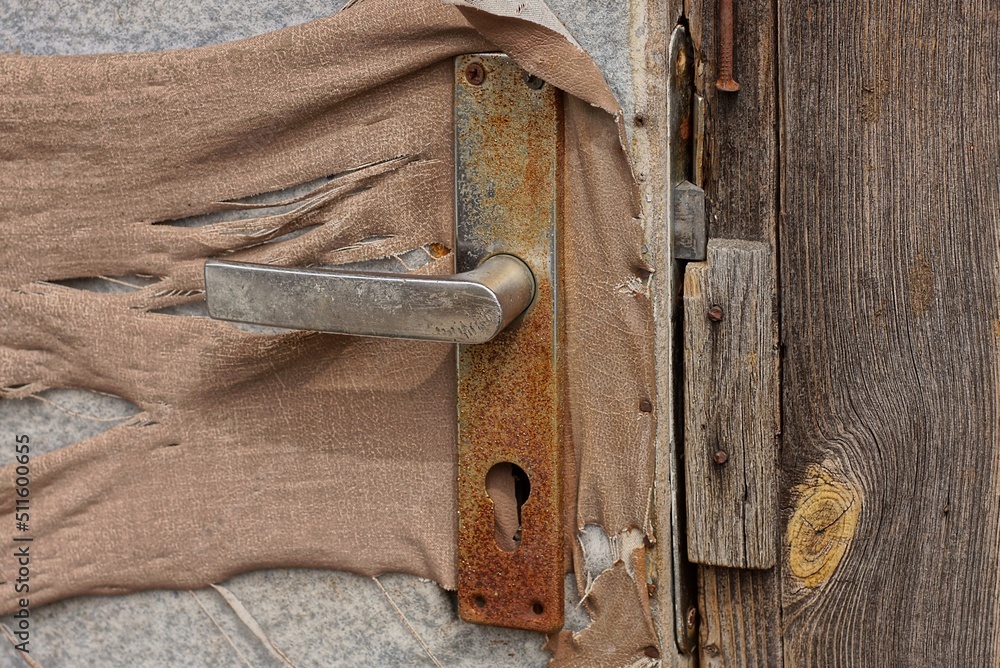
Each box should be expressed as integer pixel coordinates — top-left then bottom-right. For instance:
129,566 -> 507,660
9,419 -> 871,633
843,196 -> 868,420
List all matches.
546,548 -> 659,665
0,0 -> 657,661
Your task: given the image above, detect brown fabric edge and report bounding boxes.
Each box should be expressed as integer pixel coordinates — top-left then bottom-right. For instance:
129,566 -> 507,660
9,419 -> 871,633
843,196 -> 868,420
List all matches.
0,0 -> 662,661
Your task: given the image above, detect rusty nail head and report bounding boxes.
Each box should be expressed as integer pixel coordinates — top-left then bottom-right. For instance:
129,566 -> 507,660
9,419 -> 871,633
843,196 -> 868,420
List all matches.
715,0 -> 740,92
713,450 -> 729,465
639,398 -> 653,413
465,62 -> 486,85
644,646 -> 661,659
707,304 -> 724,322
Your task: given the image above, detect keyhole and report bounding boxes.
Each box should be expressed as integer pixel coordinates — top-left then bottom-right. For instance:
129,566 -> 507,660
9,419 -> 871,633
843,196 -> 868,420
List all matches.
485,462 -> 531,552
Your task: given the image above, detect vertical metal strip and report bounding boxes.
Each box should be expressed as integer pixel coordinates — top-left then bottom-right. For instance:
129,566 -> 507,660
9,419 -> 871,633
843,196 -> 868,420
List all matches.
455,54 -> 564,633
666,25 -> 701,654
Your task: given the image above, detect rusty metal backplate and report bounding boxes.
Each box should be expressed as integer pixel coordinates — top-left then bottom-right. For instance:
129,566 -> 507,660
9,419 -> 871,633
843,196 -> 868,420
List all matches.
455,54 -> 563,633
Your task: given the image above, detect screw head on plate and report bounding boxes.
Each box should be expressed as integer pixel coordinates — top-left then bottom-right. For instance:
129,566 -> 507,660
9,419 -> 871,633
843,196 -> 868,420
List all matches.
465,62 -> 486,85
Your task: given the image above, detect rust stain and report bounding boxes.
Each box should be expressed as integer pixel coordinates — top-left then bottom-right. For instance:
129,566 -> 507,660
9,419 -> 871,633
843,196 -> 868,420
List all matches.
455,54 -> 564,633
426,242 -> 450,259
787,463 -> 861,589
679,113 -> 691,142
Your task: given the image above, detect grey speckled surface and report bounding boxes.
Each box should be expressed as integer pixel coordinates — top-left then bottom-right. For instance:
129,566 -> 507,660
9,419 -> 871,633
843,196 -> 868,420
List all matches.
2,568 -> 588,667
546,0 -> 634,119
0,0 -> 349,55
0,0 -> 633,119
0,1 -> 632,665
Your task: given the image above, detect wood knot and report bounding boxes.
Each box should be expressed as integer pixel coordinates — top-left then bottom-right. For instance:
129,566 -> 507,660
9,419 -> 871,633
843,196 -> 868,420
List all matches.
787,463 -> 861,589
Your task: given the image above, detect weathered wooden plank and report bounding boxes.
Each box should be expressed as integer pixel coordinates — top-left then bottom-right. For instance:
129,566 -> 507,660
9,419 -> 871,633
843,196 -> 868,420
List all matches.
698,566 -> 782,667
684,239 -> 778,569
686,0 -> 779,245
684,0 -> 784,664
777,0 -> 1000,665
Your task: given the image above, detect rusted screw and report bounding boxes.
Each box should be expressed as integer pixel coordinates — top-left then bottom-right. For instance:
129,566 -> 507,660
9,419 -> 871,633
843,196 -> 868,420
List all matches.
707,304 -> 724,322
715,0 -> 740,92
465,62 -> 486,85
639,398 -> 654,413
713,450 -> 729,465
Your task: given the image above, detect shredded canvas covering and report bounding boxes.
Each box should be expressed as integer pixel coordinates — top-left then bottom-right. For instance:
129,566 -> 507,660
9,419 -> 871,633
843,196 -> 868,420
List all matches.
0,0 -> 658,661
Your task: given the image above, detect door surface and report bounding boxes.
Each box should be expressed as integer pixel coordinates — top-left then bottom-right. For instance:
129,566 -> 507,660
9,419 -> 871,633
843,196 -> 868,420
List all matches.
685,0 -> 999,665
2,0 -> 997,666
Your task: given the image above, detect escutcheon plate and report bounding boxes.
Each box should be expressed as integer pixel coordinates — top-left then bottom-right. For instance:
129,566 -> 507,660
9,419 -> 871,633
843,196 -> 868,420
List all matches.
455,53 -> 564,633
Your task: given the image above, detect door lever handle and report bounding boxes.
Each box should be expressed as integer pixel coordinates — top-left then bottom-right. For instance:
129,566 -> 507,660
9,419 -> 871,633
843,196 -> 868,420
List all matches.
204,54 -> 564,633
204,254 -> 535,344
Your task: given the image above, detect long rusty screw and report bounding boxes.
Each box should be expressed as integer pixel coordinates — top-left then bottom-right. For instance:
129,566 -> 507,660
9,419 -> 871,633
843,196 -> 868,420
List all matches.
715,0 -> 740,92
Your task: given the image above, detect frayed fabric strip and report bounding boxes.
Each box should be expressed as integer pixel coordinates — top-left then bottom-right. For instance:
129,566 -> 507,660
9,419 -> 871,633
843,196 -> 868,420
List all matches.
0,0 -> 658,661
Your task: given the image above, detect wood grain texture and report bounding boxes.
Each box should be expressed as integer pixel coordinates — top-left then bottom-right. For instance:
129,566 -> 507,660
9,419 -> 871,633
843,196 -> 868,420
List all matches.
777,0 -> 1000,665
684,240 -> 778,569
686,0 -> 778,244
686,0 -> 783,664
698,566 -> 782,667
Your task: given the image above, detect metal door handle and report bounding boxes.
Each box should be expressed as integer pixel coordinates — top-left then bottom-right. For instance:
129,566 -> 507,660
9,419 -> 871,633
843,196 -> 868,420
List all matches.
204,254 -> 535,344
204,54 -> 564,633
